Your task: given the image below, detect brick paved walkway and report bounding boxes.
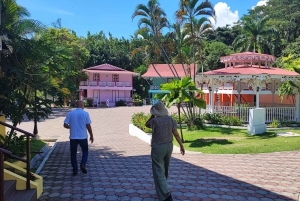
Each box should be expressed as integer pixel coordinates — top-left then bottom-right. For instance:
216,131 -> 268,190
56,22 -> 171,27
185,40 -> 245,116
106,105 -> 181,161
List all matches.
13,106 -> 300,201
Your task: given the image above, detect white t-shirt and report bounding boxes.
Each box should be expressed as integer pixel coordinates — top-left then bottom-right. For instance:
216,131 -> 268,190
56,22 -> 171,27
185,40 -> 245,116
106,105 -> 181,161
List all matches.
64,108 -> 92,139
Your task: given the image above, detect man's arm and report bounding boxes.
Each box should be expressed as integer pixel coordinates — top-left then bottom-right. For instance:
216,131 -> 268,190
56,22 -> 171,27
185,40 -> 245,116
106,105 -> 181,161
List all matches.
86,124 -> 94,143
145,115 -> 155,128
172,129 -> 185,155
63,123 -> 70,129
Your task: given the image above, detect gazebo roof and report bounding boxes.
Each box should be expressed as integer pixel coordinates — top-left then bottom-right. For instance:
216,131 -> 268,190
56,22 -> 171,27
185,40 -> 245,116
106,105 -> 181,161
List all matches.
203,65 -> 300,77
220,52 -> 276,63
201,52 -> 300,78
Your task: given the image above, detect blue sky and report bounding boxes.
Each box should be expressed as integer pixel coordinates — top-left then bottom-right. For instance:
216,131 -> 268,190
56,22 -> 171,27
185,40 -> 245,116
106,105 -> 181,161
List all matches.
17,0 -> 268,39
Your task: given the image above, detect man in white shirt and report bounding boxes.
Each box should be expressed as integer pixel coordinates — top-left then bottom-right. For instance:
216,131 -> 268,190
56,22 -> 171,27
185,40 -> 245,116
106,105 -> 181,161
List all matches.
63,100 -> 94,176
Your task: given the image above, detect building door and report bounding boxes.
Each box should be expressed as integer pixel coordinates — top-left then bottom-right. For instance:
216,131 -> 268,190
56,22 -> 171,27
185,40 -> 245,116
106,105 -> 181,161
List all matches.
93,90 -> 99,101
112,90 -> 119,102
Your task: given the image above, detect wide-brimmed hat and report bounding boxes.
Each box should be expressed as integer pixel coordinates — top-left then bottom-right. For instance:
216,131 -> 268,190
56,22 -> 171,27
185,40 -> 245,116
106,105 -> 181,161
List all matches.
150,101 -> 168,117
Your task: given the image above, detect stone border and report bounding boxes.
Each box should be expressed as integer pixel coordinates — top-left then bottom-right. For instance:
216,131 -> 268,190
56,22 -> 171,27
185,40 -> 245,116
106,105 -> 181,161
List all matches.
34,140 -> 58,174
129,124 -> 151,144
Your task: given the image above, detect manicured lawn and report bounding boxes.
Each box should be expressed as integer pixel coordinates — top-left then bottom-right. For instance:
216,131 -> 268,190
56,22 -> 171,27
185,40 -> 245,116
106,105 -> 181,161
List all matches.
173,127 -> 300,154
30,139 -> 47,158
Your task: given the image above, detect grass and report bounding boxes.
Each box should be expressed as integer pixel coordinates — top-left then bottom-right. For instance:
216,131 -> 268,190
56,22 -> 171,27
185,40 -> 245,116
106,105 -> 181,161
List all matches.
173,127 -> 300,154
30,139 -> 47,159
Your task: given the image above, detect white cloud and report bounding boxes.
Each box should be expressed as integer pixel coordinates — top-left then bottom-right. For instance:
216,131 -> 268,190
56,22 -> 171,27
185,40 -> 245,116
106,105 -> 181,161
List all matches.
211,2 -> 239,28
253,0 -> 269,9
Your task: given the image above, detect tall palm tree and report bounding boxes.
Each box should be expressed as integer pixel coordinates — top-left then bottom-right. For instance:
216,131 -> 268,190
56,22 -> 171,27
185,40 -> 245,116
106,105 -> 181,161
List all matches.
232,15 -> 277,53
176,0 -> 216,81
131,28 -> 166,82
132,0 -> 179,78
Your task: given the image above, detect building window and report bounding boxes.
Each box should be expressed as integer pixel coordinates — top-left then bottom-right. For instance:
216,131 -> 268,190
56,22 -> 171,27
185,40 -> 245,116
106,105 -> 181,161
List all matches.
113,74 -> 119,82
93,73 -> 99,81
167,78 -> 173,83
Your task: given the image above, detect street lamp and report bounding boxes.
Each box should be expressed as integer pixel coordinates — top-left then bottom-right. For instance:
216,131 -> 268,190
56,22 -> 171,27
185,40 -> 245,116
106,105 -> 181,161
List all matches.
33,88 -> 38,135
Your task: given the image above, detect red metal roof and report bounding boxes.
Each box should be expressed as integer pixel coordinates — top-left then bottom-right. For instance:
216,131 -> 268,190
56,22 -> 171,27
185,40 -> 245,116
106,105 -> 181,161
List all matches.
142,64 -> 197,78
203,65 -> 300,76
83,63 -> 139,76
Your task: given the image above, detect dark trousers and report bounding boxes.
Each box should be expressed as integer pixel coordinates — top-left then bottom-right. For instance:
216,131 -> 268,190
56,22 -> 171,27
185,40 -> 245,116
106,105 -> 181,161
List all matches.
70,139 -> 88,173
151,143 -> 173,201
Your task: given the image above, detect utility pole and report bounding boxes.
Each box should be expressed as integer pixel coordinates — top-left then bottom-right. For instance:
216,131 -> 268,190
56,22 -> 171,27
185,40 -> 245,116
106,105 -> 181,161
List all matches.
0,0 -> 2,77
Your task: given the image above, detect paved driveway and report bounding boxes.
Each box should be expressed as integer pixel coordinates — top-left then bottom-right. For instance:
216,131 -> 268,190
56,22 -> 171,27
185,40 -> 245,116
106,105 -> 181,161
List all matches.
13,106 -> 300,201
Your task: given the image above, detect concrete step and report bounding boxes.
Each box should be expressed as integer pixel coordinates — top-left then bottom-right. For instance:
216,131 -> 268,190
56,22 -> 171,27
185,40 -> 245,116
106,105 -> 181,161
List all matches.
4,180 -> 37,201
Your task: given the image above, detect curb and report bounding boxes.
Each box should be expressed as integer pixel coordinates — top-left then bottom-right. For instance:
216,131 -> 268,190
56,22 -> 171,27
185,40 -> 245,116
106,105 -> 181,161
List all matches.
34,140 -> 58,174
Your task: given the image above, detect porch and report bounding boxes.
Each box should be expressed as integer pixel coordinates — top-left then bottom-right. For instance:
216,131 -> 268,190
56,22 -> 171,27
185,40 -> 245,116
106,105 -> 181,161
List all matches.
80,81 -> 132,87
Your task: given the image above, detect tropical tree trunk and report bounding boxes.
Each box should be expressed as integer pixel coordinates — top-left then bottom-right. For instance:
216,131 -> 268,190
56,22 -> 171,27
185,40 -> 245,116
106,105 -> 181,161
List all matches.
177,102 -> 184,142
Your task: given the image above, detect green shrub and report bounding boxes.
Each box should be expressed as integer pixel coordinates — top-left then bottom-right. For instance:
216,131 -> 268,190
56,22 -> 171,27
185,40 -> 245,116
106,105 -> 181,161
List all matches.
116,99 -> 127,106
0,131 -> 26,159
133,101 -> 142,106
84,99 -> 93,107
270,119 -> 280,128
202,113 -> 221,124
170,112 -> 187,123
131,112 -> 152,133
187,117 -> 204,131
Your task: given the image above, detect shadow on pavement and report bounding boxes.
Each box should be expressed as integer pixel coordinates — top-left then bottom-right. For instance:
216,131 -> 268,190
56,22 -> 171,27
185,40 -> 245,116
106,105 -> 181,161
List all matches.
37,141 -> 297,201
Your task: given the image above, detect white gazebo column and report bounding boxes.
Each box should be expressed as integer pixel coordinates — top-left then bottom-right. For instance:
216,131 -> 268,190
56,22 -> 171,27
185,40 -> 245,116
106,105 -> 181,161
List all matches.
271,80 -> 275,107
208,86 -> 214,113
256,87 -> 260,108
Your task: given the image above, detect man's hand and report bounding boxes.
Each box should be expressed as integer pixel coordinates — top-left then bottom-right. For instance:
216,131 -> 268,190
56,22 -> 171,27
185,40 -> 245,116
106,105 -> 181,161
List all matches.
180,146 -> 185,156
90,135 -> 94,143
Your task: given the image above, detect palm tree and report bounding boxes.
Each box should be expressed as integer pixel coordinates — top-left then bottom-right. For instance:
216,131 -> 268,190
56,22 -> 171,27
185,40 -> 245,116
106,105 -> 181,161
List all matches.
132,0 -> 179,78
155,76 -> 206,142
0,0 -> 47,140
176,0 -> 216,81
131,28 -> 167,82
232,15 -> 277,53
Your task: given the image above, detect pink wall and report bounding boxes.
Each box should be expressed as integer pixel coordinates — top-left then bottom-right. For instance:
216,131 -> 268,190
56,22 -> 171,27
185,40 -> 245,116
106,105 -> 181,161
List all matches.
260,94 -> 295,105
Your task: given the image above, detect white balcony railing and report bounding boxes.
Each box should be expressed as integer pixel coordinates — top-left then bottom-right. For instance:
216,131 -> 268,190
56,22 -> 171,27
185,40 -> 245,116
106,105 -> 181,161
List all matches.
150,85 -> 160,90
80,81 -> 132,87
206,105 -> 296,123
116,97 -> 132,102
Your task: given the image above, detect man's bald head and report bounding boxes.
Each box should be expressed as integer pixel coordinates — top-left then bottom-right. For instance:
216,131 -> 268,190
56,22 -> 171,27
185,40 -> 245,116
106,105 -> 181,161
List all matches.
76,100 -> 84,109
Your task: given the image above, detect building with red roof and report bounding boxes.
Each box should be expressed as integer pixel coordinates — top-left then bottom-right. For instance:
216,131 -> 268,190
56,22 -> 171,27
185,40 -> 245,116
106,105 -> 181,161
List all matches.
142,64 -> 197,104
79,63 -> 139,106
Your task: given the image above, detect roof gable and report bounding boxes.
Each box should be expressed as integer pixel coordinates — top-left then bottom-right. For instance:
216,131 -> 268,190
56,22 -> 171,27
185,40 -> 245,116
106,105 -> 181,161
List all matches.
142,64 -> 197,78
86,63 -> 125,71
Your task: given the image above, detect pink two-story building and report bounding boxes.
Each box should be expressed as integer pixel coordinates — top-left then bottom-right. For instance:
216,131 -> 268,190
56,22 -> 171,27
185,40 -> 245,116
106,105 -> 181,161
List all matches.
79,63 -> 139,107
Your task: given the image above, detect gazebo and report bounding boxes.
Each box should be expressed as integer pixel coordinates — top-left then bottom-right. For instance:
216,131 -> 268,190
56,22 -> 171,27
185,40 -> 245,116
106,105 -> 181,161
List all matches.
196,52 -> 300,123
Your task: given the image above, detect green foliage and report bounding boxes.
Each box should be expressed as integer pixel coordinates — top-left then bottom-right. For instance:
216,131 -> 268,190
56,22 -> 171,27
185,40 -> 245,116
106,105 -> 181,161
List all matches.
131,112 -> 152,133
202,113 -> 221,124
0,131 -> 26,158
188,117 -> 204,131
170,112 -> 187,124
116,99 -> 127,107
270,119 -> 279,128
279,117 -> 292,127
202,113 -> 242,126
203,41 -> 233,70
84,99 -> 93,107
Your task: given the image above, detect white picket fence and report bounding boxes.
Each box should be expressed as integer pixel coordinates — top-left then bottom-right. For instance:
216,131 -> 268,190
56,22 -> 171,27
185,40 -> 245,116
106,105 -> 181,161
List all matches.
206,106 -> 296,123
